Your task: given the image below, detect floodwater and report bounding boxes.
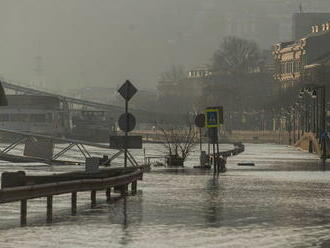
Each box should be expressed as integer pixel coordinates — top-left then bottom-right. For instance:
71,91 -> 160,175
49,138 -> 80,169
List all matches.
0,143 -> 330,248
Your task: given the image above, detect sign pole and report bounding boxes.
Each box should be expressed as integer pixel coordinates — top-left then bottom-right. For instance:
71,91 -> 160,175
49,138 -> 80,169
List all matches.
117,80 -> 138,168
124,98 -> 128,168
208,141 -> 210,166
199,127 -> 202,151
212,129 -> 216,176
216,128 -> 220,174
216,127 -> 220,154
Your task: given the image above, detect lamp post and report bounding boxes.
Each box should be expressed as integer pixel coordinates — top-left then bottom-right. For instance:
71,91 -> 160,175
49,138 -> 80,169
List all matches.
291,106 -> 297,144
301,85 -> 326,168
319,86 -> 326,168
298,89 -> 308,134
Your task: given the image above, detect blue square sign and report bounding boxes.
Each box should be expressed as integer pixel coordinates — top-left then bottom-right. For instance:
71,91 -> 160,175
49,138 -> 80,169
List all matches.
205,109 -> 220,128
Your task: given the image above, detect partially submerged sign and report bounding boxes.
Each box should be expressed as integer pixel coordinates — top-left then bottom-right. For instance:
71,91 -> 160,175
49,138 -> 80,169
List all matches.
109,135 -> 142,149
24,137 -> 54,160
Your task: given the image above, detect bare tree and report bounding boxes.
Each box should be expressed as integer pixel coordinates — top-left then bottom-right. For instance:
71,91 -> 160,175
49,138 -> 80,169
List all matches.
212,36 -> 260,74
157,122 -> 197,165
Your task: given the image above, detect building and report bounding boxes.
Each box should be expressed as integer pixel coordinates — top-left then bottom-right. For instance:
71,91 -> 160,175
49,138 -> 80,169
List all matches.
274,21 -> 330,89
188,66 -> 212,79
292,12 -> 330,40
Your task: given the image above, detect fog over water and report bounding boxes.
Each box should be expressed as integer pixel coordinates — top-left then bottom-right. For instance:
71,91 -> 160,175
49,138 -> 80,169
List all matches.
0,0 -> 330,90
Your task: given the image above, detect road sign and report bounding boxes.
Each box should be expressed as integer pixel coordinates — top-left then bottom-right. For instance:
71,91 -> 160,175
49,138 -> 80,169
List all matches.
118,80 -> 137,101
117,80 -> 139,168
118,113 -> 136,132
205,106 -> 224,128
205,109 -> 219,128
194,114 -> 205,128
109,136 -> 142,149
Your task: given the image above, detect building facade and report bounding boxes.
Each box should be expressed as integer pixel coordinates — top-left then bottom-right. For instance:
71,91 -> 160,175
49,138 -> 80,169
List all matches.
274,21 -> 330,89
292,12 -> 330,40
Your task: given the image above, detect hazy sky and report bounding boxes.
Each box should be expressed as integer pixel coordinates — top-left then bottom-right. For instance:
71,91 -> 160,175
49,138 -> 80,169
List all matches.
0,0 -> 329,91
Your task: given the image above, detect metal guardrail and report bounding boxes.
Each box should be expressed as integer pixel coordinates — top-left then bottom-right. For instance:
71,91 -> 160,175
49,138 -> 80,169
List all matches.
218,142 -> 245,157
0,168 -> 143,226
0,169 -> 143,203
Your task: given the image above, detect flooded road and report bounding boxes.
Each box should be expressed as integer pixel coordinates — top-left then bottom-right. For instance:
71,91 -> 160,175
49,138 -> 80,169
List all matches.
0,143 -> 330,247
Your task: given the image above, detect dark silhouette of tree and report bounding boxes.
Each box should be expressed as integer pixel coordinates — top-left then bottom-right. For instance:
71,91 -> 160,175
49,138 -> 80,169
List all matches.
212,36 -> 260,74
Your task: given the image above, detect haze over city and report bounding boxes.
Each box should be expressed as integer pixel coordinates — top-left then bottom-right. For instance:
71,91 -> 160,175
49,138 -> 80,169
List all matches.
0,0 -> 329,90
2,0 -> 330,247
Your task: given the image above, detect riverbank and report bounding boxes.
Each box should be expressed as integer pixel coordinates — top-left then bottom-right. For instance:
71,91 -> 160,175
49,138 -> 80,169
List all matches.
134,130 -> 291,145
222,130 -> 290,144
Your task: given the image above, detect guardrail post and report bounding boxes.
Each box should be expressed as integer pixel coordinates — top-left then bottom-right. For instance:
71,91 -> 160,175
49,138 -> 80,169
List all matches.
47,196 -> 53,223
71,192 -> 77,215
131,181 -> 137,195
91,190 -> 96,208
106,188 -> 111,203
20,199 -> 27,226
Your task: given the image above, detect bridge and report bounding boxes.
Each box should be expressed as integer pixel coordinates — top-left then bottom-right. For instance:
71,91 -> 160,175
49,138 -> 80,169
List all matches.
0,79 -> 183,124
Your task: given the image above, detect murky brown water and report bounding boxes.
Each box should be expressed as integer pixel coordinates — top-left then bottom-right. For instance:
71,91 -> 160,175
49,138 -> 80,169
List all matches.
0,143 -> 330,248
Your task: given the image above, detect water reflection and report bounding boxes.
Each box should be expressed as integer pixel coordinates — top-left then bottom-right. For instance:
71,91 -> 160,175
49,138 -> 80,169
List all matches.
204,178 -> 222,227
119,197 -> 130,246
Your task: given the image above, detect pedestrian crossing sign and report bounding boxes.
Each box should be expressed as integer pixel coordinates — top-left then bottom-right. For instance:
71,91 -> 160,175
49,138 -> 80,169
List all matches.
205,108 -> 221,128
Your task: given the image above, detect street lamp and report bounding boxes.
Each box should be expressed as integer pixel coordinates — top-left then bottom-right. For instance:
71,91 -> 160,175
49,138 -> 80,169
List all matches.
311,89 -> 318,136
300,85 -> 327,168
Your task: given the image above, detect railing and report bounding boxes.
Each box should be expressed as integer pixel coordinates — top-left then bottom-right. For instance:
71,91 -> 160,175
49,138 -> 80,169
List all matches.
218,142 -> 245,157
0,167 -> 143,226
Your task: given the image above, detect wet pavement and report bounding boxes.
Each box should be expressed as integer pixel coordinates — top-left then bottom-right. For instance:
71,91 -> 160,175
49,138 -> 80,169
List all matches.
0,143 -> 329,248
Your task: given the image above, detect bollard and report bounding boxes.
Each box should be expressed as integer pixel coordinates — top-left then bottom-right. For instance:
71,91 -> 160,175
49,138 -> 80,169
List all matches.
20,199 -> 27,226
46,196 -> 53,223
131,181 -> 137,195
71,192 -> 77,215
91,190 -> 96,208
106,188 -> 111,203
